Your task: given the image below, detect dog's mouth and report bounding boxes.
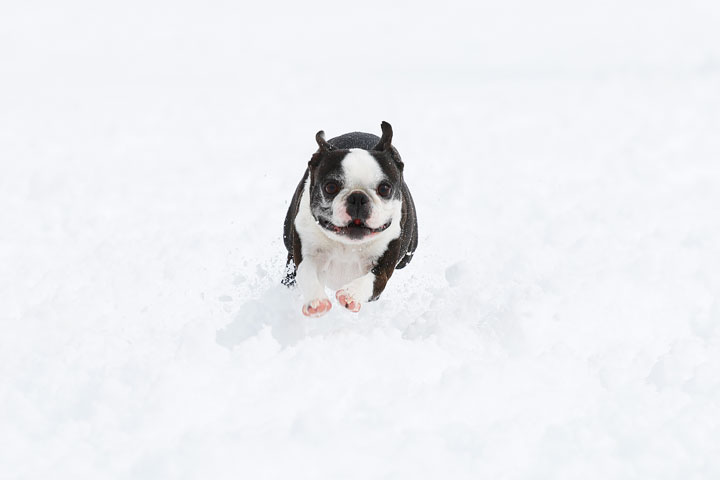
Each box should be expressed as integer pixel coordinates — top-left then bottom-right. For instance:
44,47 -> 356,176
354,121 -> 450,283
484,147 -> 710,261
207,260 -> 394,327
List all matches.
318,217 -> 391,238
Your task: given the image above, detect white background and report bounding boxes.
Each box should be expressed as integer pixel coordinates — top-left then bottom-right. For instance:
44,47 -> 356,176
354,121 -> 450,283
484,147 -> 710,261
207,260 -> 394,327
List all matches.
2,0 -> 720,478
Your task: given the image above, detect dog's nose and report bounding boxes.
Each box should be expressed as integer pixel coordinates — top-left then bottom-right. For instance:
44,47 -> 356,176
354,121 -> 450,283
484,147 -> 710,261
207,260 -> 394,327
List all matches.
346,191 -> 371,220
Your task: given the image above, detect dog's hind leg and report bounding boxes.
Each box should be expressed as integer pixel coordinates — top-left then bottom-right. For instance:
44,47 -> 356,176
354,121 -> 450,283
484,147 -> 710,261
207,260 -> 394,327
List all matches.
281,254 -> 297,287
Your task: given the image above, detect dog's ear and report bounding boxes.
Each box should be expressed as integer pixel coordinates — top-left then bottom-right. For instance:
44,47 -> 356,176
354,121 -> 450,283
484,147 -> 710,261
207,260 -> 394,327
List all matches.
309,130 -> 333,167
316,130 -> 334,152
373,121 -> 404,171
373,121 -> 393,152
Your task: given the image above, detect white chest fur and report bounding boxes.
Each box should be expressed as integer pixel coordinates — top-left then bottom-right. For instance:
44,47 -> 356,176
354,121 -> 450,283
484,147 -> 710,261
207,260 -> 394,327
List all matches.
314,243 -> 377,290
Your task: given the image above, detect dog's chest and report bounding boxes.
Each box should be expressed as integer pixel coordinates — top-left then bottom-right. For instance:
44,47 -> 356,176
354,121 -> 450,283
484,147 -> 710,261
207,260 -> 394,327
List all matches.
314,242 -> 383,290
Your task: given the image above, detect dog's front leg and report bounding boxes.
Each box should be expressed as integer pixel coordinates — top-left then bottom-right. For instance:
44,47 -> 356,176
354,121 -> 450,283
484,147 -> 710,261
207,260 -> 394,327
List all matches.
296,259 -> 331,317
336,238 -> 402,312
335,272 -> 375,312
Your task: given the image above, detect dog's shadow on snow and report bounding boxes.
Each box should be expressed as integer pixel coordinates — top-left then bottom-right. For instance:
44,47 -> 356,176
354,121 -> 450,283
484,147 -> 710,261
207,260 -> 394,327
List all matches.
216,284 -> 393,349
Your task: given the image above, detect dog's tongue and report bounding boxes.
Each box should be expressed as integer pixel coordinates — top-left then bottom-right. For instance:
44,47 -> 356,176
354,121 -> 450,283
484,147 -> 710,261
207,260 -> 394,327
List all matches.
353,219 -> 363,226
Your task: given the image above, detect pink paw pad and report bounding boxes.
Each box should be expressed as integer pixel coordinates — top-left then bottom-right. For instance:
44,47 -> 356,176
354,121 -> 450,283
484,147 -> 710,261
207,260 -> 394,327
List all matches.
302,298 -> 332,317
336,290 -> 362,312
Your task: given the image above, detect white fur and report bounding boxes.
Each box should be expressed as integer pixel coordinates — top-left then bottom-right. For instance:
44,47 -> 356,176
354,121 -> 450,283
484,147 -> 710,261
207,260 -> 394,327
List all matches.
295,258 -> 328,302
337,271 -> 375,304
342,149 -> 384,188
331,193 -> 352,225
294,175 -> 402,303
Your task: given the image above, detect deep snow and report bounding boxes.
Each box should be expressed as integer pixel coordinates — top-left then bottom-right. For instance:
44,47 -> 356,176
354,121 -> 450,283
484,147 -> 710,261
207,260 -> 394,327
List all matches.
2,0 -> 720,478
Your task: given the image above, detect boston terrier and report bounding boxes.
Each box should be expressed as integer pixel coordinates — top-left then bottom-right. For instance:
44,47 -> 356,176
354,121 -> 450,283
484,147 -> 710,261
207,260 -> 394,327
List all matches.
283,122 -> 418,317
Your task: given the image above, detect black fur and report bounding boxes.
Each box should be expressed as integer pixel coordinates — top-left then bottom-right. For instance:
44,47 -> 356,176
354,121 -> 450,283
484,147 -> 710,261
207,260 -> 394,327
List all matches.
327,131 -> 379,150
282,169 -> 308,286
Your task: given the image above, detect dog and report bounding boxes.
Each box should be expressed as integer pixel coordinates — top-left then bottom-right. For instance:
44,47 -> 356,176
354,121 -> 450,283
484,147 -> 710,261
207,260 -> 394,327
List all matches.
283,121 -> 418,317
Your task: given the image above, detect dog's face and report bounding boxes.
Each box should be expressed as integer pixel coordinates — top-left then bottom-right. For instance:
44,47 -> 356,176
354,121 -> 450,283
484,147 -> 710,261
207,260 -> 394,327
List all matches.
308,124 -> 404,244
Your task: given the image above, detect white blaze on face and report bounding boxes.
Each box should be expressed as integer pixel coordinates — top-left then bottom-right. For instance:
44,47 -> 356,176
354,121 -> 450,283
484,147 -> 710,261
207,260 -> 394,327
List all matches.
328,148 -> 401,230
342,149 -> 384,188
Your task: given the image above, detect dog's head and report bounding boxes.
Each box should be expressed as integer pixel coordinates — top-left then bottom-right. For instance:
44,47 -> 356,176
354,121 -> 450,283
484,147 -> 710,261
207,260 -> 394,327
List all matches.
307,122 -> 404,244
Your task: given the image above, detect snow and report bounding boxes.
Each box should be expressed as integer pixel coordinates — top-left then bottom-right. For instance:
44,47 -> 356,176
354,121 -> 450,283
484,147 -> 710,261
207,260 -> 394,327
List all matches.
2,0 -> 720,478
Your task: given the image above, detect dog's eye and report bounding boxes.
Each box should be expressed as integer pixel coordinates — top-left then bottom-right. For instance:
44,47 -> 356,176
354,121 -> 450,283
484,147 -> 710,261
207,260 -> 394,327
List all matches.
324,181 -> 339,195
377,183 -> 392,198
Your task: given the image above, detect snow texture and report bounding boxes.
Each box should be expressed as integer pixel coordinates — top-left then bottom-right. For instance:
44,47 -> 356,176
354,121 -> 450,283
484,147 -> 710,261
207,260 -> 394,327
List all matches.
2,0 -> 720,478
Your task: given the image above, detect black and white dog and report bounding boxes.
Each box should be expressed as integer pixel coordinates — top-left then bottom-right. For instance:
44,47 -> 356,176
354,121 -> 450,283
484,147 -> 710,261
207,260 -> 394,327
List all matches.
283,122 -> 418,317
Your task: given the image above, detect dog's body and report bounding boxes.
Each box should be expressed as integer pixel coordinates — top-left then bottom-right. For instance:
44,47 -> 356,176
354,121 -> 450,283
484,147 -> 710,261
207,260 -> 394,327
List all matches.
283,122 -> 418,316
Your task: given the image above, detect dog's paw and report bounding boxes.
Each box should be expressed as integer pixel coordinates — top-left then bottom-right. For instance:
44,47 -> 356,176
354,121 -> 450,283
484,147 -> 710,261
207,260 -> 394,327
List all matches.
302,298 -> 332,317
335,290 -> 362,313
